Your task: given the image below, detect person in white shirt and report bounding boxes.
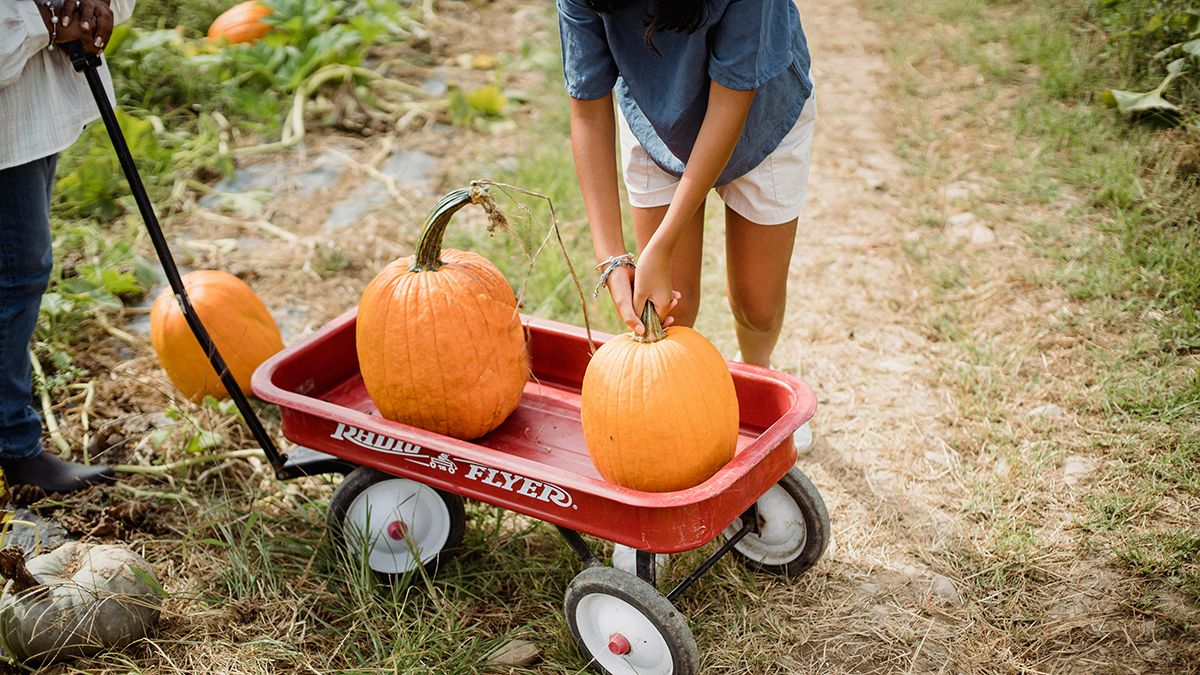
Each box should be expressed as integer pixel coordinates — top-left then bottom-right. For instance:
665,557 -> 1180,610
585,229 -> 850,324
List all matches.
1,0 -> 134,493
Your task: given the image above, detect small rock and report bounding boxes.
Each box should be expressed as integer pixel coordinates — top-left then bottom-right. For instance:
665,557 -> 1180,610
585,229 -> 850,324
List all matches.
380,150 -> 437,189
5,509 -> 70,555
861,171 -> 887,192
924,451 -> 951,467
942,182 -> 979,204
857,582 -> 883,595
929,574 -> 961,605
968,225 -> 996,245
483,639 -> 539,668
946,213 -> 996,247
947,212 -> 976,228
1027,403 -> 1064,419
994,458 -> 1010,478
1062,455 -> 1096,486
323,182 -> 387,231
421,77 -> 448,96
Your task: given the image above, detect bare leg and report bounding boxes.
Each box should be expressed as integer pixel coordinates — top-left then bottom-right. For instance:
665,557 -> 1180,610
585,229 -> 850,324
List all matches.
631,204 -> 706,327
725,206 -> 798,367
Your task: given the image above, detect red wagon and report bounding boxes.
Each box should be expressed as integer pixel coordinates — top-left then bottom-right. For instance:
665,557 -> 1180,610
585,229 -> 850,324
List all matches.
72,39 -> 827,671
253,309 -> 830,675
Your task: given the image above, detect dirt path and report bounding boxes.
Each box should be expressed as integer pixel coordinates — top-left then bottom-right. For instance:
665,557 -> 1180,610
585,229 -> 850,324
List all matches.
719,1 -> 983,670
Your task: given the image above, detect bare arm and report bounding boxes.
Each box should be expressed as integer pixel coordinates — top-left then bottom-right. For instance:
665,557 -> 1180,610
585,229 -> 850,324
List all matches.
570,94 -> 626,265
570,93 -> 646,332
633,81 -> 755,319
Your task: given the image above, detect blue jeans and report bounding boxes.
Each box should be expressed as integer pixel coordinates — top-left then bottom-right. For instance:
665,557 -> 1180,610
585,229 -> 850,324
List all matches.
0,155 -> 56,461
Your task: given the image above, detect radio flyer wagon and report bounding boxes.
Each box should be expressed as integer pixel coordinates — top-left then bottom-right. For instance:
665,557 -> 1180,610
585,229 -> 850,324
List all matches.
67,41 -> 830,675
251,310 -> 829,674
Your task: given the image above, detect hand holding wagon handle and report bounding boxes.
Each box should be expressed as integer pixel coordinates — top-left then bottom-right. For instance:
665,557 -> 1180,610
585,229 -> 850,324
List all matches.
36,0 -> 114,53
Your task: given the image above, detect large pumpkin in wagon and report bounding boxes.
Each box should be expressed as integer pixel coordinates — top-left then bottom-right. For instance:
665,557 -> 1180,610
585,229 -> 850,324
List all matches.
356,187 -> 528,440
581,303 -> 739,492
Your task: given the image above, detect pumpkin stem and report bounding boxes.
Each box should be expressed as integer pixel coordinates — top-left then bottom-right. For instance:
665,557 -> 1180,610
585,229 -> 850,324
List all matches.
633,300 -> 668,343
412,187 -> 477,272
0,546 -> 41,592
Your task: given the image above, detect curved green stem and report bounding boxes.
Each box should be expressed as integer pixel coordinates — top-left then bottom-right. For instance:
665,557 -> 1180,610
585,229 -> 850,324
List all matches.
411,187 -> 476,272
633,300 -> 668,343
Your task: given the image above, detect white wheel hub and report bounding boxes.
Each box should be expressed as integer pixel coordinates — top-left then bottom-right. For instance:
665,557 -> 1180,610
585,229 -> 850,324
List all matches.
343,478 -> 451,574
725,481 -> 806,565
574,592 -> 674,675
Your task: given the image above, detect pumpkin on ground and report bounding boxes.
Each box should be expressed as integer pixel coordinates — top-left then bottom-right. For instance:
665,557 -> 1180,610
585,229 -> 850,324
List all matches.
581,303 -> 739,492
0,543 -> 163,665
357,187 -> 528,440
207,1 -> 273,44
150,270 -> 284,402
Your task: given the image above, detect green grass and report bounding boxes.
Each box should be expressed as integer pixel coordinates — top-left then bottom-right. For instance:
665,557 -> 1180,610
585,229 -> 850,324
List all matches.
870,0 -> 1200,623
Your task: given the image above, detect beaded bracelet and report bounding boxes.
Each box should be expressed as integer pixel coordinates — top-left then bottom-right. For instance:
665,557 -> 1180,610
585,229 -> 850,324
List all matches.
40,0 -> 59,51
592,253 -> 636,297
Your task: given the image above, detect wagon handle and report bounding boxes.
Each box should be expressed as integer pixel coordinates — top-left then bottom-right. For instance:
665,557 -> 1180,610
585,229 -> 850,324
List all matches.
66,43 -> 290,477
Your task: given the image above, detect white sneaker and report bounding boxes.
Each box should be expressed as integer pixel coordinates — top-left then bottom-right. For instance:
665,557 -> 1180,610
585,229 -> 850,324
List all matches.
732,352 -> 815,454
612,544 -> 668,579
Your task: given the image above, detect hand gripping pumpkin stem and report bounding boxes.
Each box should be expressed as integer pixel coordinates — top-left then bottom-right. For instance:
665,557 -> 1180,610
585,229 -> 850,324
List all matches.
633,300 -> 668,344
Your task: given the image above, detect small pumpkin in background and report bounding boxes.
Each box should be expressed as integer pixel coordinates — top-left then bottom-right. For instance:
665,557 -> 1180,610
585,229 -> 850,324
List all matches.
0,543 -> 163,666
357,187 -> 528,440
207,1 -> 273,44
150,270 -> 284,402
581,303 -> 739,492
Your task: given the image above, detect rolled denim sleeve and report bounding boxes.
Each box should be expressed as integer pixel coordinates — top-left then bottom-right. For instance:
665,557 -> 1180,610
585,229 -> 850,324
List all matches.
557,0 -> 617,100
707,0 -> 795,91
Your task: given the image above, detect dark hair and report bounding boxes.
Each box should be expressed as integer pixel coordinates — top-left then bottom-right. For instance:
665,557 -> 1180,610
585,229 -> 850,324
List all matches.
585,0 -> 708,54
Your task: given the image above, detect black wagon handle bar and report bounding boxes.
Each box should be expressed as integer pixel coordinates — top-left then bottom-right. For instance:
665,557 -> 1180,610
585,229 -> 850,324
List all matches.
64,42 -> 288,476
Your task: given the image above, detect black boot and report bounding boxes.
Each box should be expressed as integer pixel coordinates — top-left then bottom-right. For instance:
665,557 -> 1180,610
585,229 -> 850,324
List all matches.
0,451 -> 115,494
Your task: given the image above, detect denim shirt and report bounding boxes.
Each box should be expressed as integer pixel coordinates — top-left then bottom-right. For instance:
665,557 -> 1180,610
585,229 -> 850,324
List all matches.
558,0 -> 813,186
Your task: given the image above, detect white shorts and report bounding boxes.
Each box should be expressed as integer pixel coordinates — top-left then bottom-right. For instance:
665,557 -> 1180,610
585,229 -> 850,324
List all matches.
618,93 -> 817,225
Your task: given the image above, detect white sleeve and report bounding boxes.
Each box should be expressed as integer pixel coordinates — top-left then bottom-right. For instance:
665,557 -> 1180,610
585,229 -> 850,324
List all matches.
0,0 -> 48,89
110,0 -> 134,25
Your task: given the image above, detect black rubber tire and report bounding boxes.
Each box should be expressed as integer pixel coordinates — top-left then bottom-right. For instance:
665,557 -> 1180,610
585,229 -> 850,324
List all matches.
326,466 -> 465,581
726,466 -> 830,577
564,566 -> 699,675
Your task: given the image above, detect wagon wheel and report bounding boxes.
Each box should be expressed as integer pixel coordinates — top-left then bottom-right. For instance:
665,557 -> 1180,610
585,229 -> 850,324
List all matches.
723,467 -> 830,576
564,566 -> 699,675
327,467 -> 465,580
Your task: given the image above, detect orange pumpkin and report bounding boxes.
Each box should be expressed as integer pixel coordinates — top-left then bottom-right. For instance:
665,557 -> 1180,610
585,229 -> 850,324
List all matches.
356,187 -> 528,440
150,270 -> 284,402
581,303 -> 739,492
207,1 -> 273,44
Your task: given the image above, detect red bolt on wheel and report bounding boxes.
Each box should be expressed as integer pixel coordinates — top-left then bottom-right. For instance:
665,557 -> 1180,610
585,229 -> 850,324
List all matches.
387,521 -> 407,540
607,634 -> 631,655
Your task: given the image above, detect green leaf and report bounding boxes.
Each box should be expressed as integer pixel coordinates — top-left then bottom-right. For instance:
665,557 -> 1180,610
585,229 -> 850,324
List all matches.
149,428 -> 172,449
184,430 -> 225,455
1108,87 -> 1180,115
1108,59 -> 1187,118
39,293 -> 74,318
133,257 -> 161,292
464,84 -> 508,117
128,565 -> 169,599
